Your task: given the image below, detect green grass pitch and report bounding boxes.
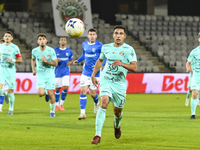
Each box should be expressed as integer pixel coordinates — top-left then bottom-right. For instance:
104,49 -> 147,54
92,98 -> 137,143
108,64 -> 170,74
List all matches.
0,94 -> 198,150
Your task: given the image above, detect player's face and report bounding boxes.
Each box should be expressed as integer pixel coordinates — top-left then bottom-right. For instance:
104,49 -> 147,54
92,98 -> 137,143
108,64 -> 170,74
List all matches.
198,37 -> 200,43
59,38 -> 67,46
37,36 -> 47,47
3,33 -> 13,43
87,31 -> 97,43
113,28 -> 126,46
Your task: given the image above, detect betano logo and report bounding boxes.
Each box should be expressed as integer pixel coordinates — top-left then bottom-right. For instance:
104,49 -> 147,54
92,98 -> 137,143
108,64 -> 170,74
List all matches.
56,0 -> 87,25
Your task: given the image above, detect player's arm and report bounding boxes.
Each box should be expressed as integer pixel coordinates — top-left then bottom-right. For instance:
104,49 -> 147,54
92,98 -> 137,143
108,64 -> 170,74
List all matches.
41,55 -> 58,67
112,60 -> 137,72
67,59 -> 73,66
91,58 -> 104,87
6,54 -> 22,63
31,58 -> 37,75
186,61 -> 192,72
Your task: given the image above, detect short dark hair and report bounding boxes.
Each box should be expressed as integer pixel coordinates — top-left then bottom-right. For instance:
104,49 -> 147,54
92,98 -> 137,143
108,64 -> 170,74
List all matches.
4,31 -> 13,37
37,33 -> 46,39
113,25 -> 127,35
88,28 -> 98,33
60,37 -> 67,41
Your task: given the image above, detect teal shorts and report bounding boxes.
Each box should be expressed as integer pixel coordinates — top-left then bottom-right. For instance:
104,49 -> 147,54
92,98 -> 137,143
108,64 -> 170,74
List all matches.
0,75 -> 15,89
191,77 -> 200,91
36,76 -> 55,90
100,84 -> 126,108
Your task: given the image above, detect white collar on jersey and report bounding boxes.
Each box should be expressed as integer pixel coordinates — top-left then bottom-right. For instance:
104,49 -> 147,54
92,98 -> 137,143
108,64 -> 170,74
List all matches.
87,41 -> 96,45
60,47 -> 66,50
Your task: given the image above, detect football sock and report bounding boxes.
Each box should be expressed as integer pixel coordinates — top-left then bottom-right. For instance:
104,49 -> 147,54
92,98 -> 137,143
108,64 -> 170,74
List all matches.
61,89 -> 67,102
50,103 -> 56,112
191,98 -> 198,115
186,91 -> 192,99
60,100 -> 64,106
55,90 -> 60,106
80,94 -> 87,114
0,95 -> 4,104
8,93 -> 15,109
114,112 -> 123,128
95,107 -> 106,136
92,93 -> 99,104
45,89 -> 48,95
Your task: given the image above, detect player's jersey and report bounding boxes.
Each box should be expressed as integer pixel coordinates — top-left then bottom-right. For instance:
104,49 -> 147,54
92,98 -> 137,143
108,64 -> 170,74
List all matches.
80,40 -> 103,77
0,43 -> 21,77
100,43 -> 137,91
187,46 -> 200,79
54,46 -> 73,78
32,45 -> 57,78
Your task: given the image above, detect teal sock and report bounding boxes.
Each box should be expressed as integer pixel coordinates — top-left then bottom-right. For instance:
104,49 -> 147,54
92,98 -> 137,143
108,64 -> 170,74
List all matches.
45,90 -> 48,95
8,93 -> 15,109
191,98 -> 198,115
50,103 -> 56,112
186,91 -> 192,99
114,112 -> 123,128
95,107 -> 106,134
0,89 -> 5,95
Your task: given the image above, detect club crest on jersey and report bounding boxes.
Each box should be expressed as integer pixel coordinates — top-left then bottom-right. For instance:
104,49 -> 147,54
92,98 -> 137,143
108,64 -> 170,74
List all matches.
66,53 -> 69,56
92,48 -> 95,52
47,54 -> 50,57
8,50 -> 12,53
119,51 -> 125,56
112,52 -> 115,54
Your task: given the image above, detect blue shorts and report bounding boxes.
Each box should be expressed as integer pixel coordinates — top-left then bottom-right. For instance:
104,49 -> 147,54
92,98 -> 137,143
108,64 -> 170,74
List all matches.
0,76 -> 15,89
36,76 -> 55,90
100,84 -> 126,108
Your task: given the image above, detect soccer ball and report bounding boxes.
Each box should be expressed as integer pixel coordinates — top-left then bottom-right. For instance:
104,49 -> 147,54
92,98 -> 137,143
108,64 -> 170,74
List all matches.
65,18 -> 85,38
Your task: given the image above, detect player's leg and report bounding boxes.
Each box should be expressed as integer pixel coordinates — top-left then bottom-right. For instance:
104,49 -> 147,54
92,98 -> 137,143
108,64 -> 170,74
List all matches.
78,85 -> 88,119
55,77 -> 61,111
59,76 -> 70,111
185,88 -> 192,106
0,95 -> 4,112
78,75 -> 90,119
91,95 -> 109,144
48,90 -> 56,117
190,89 -> 198,119
89,88 -> 99,114
7,89 -> 15,116
113,104 -> 123,139
46,77 -> 56,117
0,79 -> 8,104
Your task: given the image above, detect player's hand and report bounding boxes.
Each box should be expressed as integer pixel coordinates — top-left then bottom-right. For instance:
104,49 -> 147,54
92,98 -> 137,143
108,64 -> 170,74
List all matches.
57,59 -> 60,62
91,76 -> 99,88
112,60 -> 122,66
33,70 -> 37,76
41,55 -> 47,63
66,62 -> 71,66
6,57 -> 12,63
186,68 -> 191,73
73,60 -> 78,65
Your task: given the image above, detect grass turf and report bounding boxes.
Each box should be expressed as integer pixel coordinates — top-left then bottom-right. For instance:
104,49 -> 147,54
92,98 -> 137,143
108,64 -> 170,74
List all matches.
0,94 -> 198,150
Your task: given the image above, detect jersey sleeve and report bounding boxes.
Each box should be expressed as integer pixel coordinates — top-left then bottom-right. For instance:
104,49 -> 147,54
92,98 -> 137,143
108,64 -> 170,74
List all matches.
69,51 -> 73,60
51,48 -> 57,60
77,46 -> 85,62
127,48 -> 137,63
14,46 -> 21,55
187,50 -> 194,63
31,49 -> 36,59
99,46 -> 106,60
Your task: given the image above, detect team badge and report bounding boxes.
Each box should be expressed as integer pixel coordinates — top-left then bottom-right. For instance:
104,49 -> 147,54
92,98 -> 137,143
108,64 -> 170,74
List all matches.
47,54 -> 50,57
119,51 -> 125,56
92,48 -> 95,52
66,53 -> 69,56
8,50 -> 12,53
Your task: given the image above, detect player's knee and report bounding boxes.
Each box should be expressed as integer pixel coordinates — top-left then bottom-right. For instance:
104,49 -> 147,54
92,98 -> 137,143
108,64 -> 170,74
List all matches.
38,92 -> 44,97
100,103 -> 108,109
114,111 -> 121,117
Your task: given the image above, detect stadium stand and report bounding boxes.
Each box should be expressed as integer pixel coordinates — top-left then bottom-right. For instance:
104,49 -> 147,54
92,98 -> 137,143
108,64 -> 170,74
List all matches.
115,14 -> 200,73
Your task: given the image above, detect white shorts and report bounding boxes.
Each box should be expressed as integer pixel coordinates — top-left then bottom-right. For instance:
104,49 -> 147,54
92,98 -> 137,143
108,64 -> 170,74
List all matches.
80,74 -> 100,90
55,76 -> 70,88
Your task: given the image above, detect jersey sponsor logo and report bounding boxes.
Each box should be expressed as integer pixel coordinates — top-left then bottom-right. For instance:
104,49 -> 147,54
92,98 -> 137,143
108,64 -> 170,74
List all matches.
85,54 -> 96,57
119,51 -> 125,56
57,54 -> 60,55
59,58 -> 69,61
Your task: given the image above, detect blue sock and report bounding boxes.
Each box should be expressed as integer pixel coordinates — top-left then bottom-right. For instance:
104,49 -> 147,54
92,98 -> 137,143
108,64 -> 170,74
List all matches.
92,93 -> 99,104
8,93 -> 15,109
55,90 -> 60,103
61,89 -> 67,101
0,95 -> 4,104
80,94 -> 87,109
191,98 -> 198,115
